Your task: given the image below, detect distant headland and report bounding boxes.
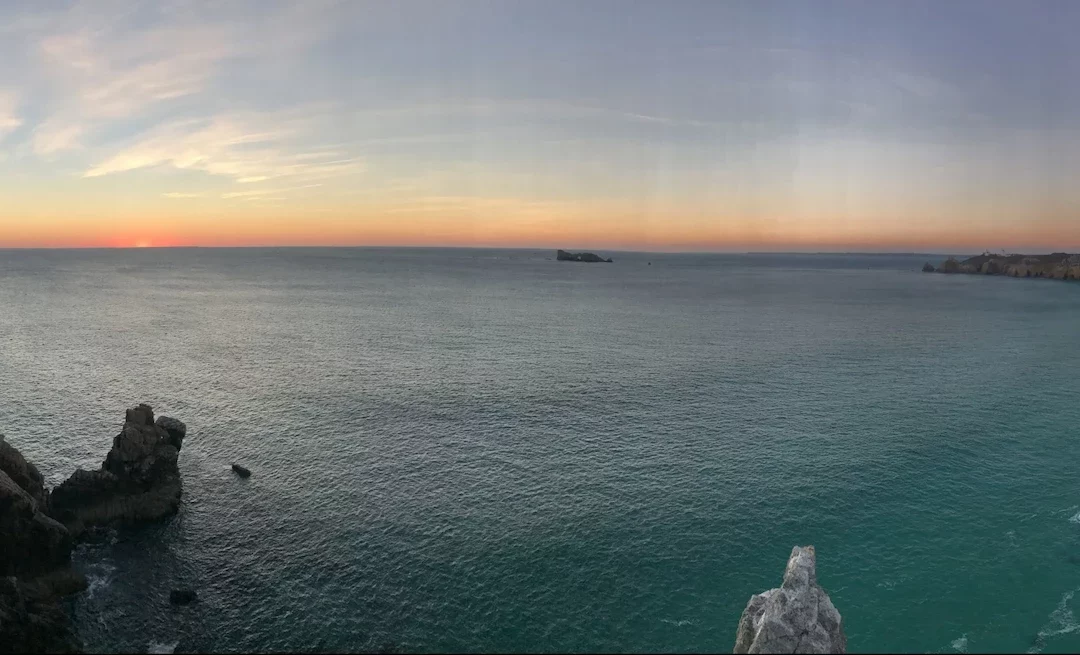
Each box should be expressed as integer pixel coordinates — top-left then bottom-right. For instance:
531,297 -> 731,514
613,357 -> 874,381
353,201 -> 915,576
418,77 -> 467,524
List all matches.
556,249 -> 613,263
923,252 -> 1080,280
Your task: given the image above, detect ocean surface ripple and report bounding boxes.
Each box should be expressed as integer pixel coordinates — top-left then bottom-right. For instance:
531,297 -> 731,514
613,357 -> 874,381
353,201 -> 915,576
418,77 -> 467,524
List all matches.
1,248 -> 1079,653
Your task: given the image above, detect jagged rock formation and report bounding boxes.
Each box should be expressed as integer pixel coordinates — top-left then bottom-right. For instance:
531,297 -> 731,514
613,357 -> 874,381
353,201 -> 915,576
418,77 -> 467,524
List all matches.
734,546 -> 846,654
556,249 -> 613,263
926,252 -> 1080,280
1,405 -> 189,652
49,405 -> 187,538
0,437 -> 83,653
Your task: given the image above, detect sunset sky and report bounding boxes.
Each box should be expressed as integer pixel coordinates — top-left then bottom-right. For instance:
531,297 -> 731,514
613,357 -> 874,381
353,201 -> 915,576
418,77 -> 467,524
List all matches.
1,0 -> 1078,251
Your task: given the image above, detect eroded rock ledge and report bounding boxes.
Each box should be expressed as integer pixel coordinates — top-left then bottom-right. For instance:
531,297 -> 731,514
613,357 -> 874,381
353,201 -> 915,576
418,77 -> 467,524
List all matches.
734,546 -> 846,654
0,404 -> 187,652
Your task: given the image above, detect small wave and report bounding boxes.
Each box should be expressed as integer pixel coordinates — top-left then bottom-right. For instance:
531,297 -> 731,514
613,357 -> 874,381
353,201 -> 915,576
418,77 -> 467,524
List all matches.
950,634 -> 968,653
86,575 -> 108,600
1027,588 -> 1080,654
660,618 -> 697,627
85,561 -> 117,600
147,641 -> 178,654
1069,511 -> 1080,525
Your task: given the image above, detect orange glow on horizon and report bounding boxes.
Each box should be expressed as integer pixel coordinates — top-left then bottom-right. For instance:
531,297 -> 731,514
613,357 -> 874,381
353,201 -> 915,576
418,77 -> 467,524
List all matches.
3,200 -> 1080,253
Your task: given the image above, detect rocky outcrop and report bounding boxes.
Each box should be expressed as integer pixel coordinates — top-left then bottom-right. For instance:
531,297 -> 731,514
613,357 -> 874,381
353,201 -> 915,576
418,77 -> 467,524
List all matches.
930,252 -> 1080,281
556,249 -> 613,263
49,405 -> 187,538
0,438 -> 83,653
734,546 -> 846,654
1,405 -> 189,652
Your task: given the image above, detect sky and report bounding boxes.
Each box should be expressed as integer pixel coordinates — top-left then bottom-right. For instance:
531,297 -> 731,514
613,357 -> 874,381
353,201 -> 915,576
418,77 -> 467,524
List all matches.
0,0 -> 1078,251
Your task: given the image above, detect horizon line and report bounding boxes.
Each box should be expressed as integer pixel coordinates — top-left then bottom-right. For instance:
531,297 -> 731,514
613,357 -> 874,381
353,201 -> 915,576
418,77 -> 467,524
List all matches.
0,244 -> 1044,256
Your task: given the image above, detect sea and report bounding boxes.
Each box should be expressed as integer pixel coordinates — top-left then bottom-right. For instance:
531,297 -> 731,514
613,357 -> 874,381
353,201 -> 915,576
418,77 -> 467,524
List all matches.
1,247 -> 1079,654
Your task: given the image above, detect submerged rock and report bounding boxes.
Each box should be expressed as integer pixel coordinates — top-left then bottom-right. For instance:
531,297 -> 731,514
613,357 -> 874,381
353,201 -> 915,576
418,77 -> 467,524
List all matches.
734,546 -> 846,654
231,464 -> 252,478
49,404 -> 187,538
169,589 -> 198,605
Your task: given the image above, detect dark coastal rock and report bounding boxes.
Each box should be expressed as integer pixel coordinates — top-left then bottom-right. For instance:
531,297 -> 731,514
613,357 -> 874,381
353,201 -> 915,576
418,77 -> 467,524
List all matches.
169,589 -> 198,605
0,443 -> 73,579
231,464 -> 252,478
734,546 -> 846,654
0,436 -> 48,508
921,262 -> 935,273
0,439 -> 83,653
49,404 -> 186,538
156,416 -> 187,451
556,249 -> 613,263
938,256 -> 961,274
0,574 -> 83,654
3,406 -> 190,652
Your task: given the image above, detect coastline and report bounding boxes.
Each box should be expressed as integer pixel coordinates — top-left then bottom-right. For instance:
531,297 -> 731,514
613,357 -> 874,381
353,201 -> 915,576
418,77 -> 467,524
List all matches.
924,253 -> 1080,280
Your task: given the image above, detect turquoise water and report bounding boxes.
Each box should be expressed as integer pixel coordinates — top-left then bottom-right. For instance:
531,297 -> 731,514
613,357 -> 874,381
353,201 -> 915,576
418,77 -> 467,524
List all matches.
1,248 -> 1079,653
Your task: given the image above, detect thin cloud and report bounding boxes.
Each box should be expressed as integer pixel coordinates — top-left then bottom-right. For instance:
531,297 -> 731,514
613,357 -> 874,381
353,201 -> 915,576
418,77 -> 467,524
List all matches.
83,113 -> 363,183
0,91 -> 23,139
32,118 -> 83,155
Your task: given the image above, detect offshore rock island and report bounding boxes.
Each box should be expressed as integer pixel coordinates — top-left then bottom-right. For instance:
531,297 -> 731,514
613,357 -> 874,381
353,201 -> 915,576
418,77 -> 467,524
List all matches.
1,404 -> 187,652
556,249 -> 613,263
924,252 -> 1080,280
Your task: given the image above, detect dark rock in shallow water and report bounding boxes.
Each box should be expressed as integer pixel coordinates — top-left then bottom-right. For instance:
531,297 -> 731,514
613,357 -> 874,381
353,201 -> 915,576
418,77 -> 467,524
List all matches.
49,404 -> 186,538
169,589 -> 198,605
921,262 -> 935,273
556,249 -> 613,263
231,464 -> 252,478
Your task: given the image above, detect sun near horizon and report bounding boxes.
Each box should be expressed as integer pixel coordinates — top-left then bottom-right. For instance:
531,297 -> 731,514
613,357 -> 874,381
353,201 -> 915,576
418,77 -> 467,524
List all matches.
2,1 -> 1079,253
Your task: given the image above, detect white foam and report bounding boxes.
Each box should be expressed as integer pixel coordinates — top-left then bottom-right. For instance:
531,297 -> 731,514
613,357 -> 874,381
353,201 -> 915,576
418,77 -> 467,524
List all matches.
84,561 -> 117,600
1069,511 -> 1080,525
1027,588 -> 1080,654
147,641 -> 178,654
950,634 -> 968,653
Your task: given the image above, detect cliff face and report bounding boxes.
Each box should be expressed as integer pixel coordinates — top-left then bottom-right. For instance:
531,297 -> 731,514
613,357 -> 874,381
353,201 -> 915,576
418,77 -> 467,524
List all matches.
734,546 -> 846,654
925,253 -> 1080,280
1,405 -> 188,653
